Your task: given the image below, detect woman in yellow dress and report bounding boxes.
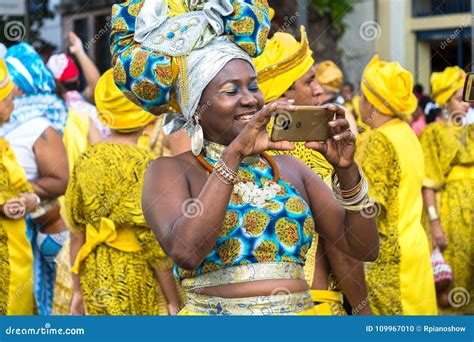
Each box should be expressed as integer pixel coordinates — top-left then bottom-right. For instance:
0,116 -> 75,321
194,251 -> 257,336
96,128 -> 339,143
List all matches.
0,59 -> 39,315
65,69 -> 180,315
420,66 -> 473,315
356,55 -> 437,315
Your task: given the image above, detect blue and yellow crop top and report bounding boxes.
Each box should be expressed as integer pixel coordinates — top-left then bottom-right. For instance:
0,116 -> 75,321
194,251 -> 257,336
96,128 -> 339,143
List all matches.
175,155 -> 315,281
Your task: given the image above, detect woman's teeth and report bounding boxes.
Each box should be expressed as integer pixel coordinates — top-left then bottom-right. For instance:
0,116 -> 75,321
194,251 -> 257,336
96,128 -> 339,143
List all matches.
235,114 -> 253,121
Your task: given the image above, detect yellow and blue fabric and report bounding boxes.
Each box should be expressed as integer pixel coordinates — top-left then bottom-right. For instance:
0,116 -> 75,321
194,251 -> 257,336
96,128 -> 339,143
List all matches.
110,0 -> 270,116
0,58 -> 13,102
431,66 -> 466,107
95,69 -> 156,131
174,155 -> 315,281
361,55 -> 417,122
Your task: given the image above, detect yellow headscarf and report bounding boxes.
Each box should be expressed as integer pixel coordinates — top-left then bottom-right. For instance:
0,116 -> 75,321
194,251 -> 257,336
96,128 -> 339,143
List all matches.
95,69 -> 156,131
361,55 -> 417,121
253,26 -> 314,103
0,58 -> 13,102
315,60 -> 343,92
431,66 -> 466,107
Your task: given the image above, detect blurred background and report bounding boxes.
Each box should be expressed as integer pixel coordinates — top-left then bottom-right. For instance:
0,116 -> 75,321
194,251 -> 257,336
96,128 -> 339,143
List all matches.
1,0 -> 472,92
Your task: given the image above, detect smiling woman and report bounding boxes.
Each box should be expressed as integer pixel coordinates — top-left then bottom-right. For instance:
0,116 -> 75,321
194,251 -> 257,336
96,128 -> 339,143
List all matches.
112,0 -> 379,316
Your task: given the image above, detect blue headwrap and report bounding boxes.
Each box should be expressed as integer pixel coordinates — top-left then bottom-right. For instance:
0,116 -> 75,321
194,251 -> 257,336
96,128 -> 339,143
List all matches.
5,42 -> 55,95
0,42 -> 67,136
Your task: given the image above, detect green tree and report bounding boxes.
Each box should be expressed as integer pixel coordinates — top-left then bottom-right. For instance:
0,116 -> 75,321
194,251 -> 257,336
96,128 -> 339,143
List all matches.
269,0 -> 356,64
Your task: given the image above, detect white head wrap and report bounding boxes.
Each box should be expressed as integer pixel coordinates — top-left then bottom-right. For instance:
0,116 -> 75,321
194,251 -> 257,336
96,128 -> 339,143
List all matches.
163,36 -> 255,134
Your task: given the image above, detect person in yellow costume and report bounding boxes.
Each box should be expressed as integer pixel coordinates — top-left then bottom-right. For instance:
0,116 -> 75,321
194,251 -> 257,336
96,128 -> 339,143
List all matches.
0,59 -> 38,315
253,27 -> 372,315
356,55 -> 437,315
315,60 -> 358,135
65,69 -> 181,315
420,66 -> 473,315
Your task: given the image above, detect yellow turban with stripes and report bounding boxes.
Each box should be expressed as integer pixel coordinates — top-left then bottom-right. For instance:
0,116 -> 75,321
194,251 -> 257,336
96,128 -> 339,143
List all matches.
95,69 -> 156,131
0,59 -> 13,102
315,60 -> 343,92
431,66 -> 466,107
361,55 -> 417,121
253,26 -> 314,103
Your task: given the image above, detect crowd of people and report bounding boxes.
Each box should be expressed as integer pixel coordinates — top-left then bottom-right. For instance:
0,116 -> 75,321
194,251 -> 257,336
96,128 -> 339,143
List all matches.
0,0 -> 472,316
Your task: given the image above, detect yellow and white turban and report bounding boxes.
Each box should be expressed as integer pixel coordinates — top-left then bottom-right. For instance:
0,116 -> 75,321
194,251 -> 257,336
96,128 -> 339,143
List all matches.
431,66 -> 466,107
315,60 -> 343,93
95,69 -> 156,131
253,26 -> 314,103
361,55 -> 417,121
0,58 -> 13,102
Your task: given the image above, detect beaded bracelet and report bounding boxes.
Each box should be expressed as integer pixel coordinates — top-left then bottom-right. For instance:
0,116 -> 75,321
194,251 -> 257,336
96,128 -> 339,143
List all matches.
214,158 -> 239,185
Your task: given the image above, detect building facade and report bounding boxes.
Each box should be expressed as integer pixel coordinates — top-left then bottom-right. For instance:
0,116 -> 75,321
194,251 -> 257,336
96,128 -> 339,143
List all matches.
341,0 -> 472,91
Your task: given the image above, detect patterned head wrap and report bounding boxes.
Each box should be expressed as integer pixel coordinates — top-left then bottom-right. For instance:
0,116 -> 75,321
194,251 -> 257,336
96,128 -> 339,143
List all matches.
315,60 -> 344,93
5,42 -> 55,95
47,53 -> 80,82
111,0 -> 270,119
0,58 -> 13,102
361,55 -> 417,121
431,66 -> 466,107
95,69 -> 156,131
253,26 -> 314,103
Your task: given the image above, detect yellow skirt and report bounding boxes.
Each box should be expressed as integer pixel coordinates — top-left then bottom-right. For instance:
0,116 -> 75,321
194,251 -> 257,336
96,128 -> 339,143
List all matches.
311,290 -> 346,316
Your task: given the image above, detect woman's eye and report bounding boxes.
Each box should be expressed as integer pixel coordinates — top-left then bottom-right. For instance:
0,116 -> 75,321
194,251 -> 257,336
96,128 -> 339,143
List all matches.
225,88 -> 238,95
249,83 -> 259,91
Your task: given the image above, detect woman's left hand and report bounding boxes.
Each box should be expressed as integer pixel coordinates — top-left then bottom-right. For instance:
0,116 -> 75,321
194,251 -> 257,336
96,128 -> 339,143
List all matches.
2,198 -> 26,219
305,104 -> 356,169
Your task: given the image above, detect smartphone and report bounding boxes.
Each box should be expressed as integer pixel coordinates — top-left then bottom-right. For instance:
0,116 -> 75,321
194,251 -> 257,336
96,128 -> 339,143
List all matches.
462,72 -> 474,102
270,106 -> 335,142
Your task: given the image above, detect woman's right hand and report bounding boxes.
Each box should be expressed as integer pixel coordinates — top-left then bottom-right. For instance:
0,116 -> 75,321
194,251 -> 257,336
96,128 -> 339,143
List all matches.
430,220 -> 447,250
69,291 -> 85,315
2,198 -> 26,219
228,100 -> 295,157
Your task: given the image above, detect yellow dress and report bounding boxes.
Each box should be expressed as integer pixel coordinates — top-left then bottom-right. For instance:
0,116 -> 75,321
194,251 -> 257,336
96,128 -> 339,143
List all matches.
419,122 -> 474,315
65,142 -> 173,315
356,119 -> 437,315
0,138 -> 34,315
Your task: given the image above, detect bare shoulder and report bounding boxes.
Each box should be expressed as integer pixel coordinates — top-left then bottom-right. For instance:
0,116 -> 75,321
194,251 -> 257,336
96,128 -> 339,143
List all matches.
146,151 -> 198,181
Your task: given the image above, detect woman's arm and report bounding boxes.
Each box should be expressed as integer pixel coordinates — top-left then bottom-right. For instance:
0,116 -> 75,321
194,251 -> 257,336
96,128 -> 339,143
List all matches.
422,187 -> 446,249
322,239 -> 372,315
69,232 -> 85,315
297,158 -> 378,261
142,104 -> 294,270
142,148 -> 242,270
155,269 -> 181,315
32,127 -> 69,199
68,32 -> 101,103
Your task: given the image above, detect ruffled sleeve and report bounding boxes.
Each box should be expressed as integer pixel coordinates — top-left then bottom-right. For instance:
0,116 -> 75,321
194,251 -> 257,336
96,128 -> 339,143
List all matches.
110,0 -> 270,115
419,123 -> 456,190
